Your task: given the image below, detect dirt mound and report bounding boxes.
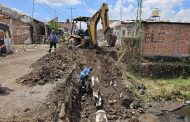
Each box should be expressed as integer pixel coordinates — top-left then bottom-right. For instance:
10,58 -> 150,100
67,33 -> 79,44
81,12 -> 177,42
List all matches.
17,44 -> 140,121
18,51 -> 72,86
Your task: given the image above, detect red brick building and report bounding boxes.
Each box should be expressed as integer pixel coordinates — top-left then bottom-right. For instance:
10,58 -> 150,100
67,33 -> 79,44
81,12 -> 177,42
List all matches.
142,22 -> 190,57
111,21 -> 190,57
0,12 -> 32,44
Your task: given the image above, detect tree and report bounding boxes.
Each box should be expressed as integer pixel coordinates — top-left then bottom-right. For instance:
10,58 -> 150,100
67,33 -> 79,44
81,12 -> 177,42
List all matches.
48,21 -> 60,32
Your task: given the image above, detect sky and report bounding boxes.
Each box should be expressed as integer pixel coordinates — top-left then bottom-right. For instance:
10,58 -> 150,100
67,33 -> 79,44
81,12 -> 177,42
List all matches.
0,0 -> 190,23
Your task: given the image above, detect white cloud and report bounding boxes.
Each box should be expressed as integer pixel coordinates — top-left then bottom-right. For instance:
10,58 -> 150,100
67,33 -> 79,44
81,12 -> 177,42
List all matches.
34,12 -> 39,16
108,0 -> 136,20
173,9 -> 190,22
87,8 -> 96,15
37,0 -> 82,6
108,0 -> 190,22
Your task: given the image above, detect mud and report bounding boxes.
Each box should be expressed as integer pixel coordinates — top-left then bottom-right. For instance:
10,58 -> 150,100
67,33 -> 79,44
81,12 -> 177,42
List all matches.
16,44 -> 140,121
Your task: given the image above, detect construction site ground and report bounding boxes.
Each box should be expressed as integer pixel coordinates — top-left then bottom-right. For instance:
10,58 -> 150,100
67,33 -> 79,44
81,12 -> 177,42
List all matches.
0,44 -> 188,122
0,45 -> 50,121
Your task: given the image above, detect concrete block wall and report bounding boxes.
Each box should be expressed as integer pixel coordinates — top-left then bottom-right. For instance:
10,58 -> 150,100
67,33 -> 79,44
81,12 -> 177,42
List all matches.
142,23 -> 190,56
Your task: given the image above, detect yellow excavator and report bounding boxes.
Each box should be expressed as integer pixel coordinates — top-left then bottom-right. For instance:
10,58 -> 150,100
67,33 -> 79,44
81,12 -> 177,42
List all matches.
67,3 -> 116,48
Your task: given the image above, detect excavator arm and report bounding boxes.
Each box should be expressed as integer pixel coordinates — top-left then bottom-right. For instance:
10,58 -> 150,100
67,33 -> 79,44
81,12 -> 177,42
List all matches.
88,3 -> 109,47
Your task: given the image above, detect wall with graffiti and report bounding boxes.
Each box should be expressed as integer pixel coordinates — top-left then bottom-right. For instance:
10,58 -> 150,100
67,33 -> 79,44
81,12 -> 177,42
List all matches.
142,23 -> 190,56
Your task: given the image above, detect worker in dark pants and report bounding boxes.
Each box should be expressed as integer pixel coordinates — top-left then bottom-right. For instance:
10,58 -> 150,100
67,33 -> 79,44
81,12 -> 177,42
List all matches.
48,30 -> 57,53
79,67 -> 93,96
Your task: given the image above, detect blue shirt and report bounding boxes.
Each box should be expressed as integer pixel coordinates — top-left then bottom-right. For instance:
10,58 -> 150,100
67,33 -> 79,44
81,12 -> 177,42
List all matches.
80,67 -> 92,80
49,33 -> 57,42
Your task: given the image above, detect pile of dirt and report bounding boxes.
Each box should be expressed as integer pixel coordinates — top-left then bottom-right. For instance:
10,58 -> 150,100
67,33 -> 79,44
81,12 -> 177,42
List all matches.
17,51 -> 72,86
17,44 -> 141,121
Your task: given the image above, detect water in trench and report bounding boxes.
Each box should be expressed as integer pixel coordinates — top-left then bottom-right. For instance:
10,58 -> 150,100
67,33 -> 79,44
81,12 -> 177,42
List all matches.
174,105 -> 190,122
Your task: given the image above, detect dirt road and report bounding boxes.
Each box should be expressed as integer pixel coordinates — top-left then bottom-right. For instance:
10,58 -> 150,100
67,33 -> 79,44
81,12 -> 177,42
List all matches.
0,45 -> 51,120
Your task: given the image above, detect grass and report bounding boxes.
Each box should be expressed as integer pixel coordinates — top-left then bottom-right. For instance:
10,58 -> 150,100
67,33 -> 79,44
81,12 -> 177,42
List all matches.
142,77 -> 190,102
124,72 -> 190,103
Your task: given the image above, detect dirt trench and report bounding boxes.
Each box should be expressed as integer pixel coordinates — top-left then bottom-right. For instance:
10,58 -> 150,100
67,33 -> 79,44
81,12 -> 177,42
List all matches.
17,44 -> 139,122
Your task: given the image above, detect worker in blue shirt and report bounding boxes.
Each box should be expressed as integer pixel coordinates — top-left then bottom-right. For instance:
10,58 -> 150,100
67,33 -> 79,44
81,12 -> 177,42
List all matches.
48,30 -> 57,53
80,67 -> 93,95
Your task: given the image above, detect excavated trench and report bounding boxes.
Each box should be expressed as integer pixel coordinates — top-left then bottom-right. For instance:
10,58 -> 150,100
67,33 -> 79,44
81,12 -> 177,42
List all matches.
17,45 -> 140,122
49,70 -> 82,122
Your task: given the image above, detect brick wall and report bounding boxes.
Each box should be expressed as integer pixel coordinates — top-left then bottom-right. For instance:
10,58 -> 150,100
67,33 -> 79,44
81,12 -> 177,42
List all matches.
0,13 -> 31,44
11,26 -> 31,44
142,23 -> 190,56
178,24 -> 190,55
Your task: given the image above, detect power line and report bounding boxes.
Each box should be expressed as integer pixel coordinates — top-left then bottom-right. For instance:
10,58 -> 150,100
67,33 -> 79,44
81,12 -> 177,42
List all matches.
36,0 -> 68,18
37,0 -> 57,17
32,0 -> 34,18
37,1 -> 55,16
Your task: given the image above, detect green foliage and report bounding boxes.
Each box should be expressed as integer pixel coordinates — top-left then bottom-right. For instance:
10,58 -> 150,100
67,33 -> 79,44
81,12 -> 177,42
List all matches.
125,71 -> 190,102
48,21 -> 60,32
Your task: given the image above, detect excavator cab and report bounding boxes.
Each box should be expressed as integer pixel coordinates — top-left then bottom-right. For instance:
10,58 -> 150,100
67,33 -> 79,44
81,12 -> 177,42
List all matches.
69,16 -> 91,48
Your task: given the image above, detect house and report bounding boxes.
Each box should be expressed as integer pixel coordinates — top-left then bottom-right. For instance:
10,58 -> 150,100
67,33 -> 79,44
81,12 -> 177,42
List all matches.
0,11 -> 32,44
0,4 -> 47,44
58,21 -> 73,33
110,20 -> 190,57
17,15 -> 47,43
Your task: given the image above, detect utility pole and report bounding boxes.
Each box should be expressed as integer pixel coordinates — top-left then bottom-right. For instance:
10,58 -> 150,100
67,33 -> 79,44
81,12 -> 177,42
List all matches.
32,0 -> 35,18
135,0 -> 142,38
32,0 -> 35,44
54,10 -> 57,18
120,0 -> 123,45
68,7 -> 75,34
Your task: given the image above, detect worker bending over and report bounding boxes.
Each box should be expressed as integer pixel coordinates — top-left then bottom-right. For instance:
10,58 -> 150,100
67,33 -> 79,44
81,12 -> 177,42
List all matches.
79,67 -> 93,95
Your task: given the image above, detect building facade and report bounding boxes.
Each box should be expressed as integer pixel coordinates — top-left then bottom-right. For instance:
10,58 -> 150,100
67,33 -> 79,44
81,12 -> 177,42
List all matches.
0,12 -> 31,44
110,21 -> 190,57
142,22 -> 190,56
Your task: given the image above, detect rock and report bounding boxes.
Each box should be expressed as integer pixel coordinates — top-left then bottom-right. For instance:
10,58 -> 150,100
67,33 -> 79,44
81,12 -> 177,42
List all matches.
108,100 -> 117,105
20,79 -> 25,83
24,108 -> 30,112
122,114 -> 127,118
139,89 -> 145,95
130,100 -> 141,109
81,96 -> 86,102
137,108 -> 144,113
38,80 -> 46,85
59,106 -> 65,120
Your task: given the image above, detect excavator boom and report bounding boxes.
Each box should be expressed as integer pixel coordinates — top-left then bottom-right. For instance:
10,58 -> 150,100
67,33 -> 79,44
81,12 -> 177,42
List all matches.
88,3 -> 109,47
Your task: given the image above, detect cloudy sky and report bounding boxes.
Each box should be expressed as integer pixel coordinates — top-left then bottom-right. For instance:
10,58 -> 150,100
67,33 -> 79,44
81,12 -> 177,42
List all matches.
0,0 -> 190,22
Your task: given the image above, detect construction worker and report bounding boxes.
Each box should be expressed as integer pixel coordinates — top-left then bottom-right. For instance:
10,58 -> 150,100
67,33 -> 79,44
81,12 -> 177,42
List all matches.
84,29 -> 90,48
48,30 -> 57,53
79,67 -> 93,95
